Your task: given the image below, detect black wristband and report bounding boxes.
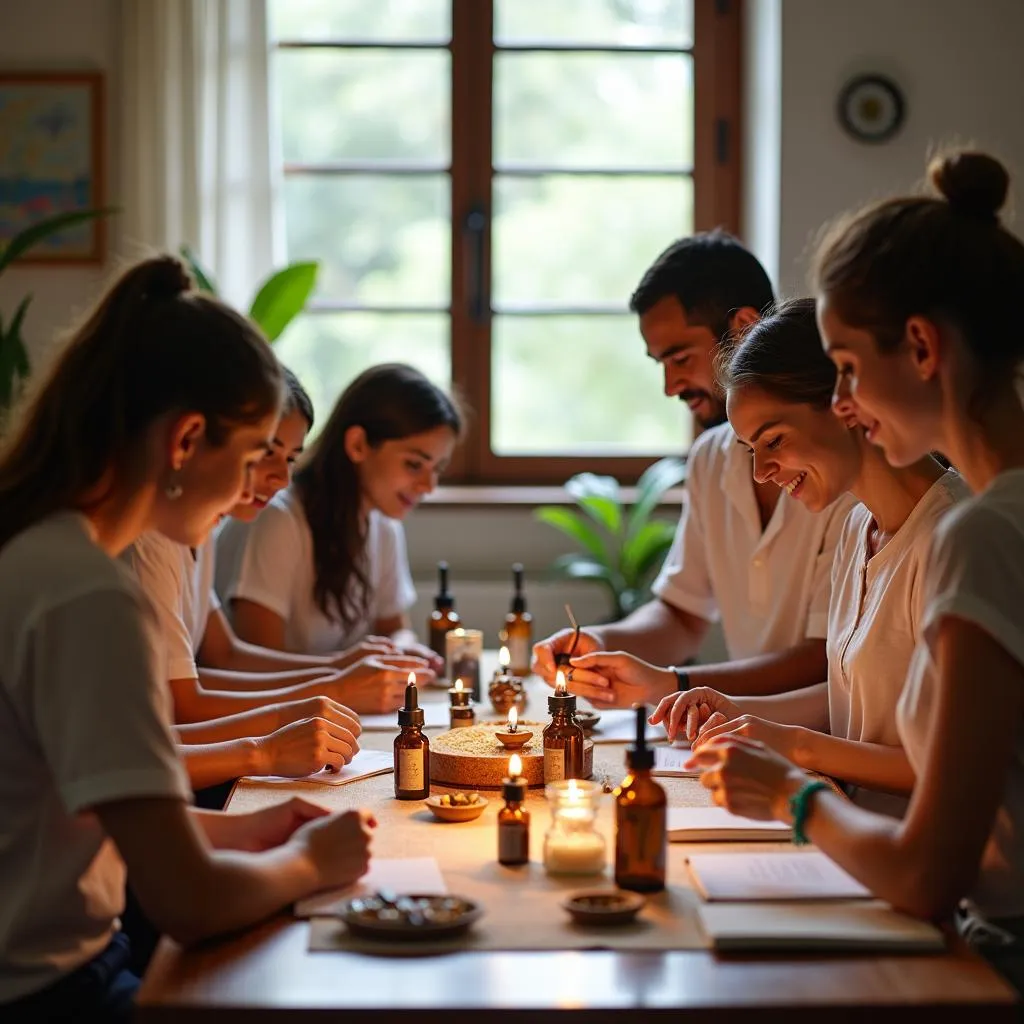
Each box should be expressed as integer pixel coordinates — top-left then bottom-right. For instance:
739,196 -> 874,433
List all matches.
672,667 -> 691,692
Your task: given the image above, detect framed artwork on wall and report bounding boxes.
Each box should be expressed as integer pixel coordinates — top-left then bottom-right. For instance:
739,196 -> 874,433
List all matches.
0,70 -> 105,263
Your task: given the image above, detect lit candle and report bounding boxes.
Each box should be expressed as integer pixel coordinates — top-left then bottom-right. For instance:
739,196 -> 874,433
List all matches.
407,671 -> 416,686
507,707 -> 518,734
498,645 -> 511,674
448,677 -> 471,708
508,752 -> 523,779
543,778 -> 606,876
555,669 -> 567,696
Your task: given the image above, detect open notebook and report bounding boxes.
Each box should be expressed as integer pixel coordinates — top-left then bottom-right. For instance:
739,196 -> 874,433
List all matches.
697,900 -> 946,952
687,850 -> 871,901
652,746 -> 700,777
252,749 -> 393,786
668,806 -> 792,842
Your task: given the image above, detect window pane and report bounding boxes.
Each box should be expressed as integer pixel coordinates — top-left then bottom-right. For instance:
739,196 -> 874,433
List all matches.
274,313 -> 451,436
495,0 -> 692,48
495,53 -> 691,170
269,0 -> 450,43
284,174 -> 450,306
491,315 -> 689,455
277,50 -> 450,164
493,175 -> 692,307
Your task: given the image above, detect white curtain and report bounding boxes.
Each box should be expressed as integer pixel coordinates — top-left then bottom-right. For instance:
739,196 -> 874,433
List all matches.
119,0 -> 280,308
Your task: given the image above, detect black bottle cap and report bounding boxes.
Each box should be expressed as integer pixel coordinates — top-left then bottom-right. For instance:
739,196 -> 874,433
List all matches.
502,777 -> 527,802
398,681 -> 424,727
626,703 -> 655,770
511,563 -> 526,614
435,561 -> 454,611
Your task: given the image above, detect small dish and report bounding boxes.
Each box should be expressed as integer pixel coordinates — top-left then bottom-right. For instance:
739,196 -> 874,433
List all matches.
425,793 -> 488,822
494,729 -> 533,749
575,710 -> 601,732
562,889 -> 645,925
341,893 -> 483,940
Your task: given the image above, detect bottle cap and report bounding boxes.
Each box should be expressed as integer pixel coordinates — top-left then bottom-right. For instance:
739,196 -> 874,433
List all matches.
511,562 -> 526,614
398,681 -> 424,727
434,560 -> 454,611
626,703 -> 655,770
502,777 -> 527,802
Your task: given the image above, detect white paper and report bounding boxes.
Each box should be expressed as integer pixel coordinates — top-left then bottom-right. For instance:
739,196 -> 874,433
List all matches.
582,708 -> 670,744
687,851 -> 872,901
667,806 -> 791,841
252,748 -> 393,785
652,746 -> 700,777
360,701 -> 451,731
295,857 -> 448,917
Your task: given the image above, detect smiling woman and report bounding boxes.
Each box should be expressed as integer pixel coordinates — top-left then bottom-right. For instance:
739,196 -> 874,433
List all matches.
218,364 -> 463,658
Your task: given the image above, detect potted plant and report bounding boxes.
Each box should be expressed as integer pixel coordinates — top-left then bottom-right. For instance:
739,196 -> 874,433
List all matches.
179,246 -> 318,342
534,456 -> 687,620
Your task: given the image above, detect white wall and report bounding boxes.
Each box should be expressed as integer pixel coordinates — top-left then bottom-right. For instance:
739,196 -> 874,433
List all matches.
0,0 -> 120,369
770,0 -> 1024,296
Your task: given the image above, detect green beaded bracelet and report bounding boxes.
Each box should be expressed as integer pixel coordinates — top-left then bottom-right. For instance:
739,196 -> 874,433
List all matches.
789,780 -> 829,845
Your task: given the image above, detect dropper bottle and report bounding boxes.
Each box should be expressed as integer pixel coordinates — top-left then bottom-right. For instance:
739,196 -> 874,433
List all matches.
614,704 -> 666,892
394,676 -> 430,800
427,560 -> 461,660
542,670 -> 585,783
503,563 -> 533,677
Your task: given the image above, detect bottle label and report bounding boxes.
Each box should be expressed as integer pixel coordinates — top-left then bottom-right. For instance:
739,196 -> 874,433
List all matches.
544,746 -> 565,783
498,822 -> 529,863
508,635 -> 530,674
616,805 -> 667,879
398,748 -> 425,791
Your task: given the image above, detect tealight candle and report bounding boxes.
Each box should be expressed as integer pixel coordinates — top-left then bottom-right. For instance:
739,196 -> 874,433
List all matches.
543,779 -> 605,876
448,678 -> 472,708
496,705 -> 532,749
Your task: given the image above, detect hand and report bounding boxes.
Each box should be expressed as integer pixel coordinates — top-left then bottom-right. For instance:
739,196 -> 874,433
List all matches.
649,686 -> 742,743
531,627 -> 602,683
291,808 -> 376,892
328,655 -> 435,714
228,796 -> 332,852
331,636 -> 400,670
393,640 -> 445,675
692,713 -> 801,762
255,714 -> 360,777
684,734 -> 808,821
273,695 -> 361,737
562,650 -> 674,707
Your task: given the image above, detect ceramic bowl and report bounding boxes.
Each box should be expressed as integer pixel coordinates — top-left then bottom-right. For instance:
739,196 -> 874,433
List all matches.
425,794 -> 488,822
341,893 -> 483,939
562,889 -> 646,925
574,710 -> 601,732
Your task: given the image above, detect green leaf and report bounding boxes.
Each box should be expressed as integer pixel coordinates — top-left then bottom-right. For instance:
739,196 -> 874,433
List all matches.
576,495 -> 622,536
534,506 -> 608,564
626,456 -> 687,540
0,208 -> 117,274
565,471 -> 621,504
548,552 -> 615,582
248,261 -> 319,341
0,295 -> 31,409
178,244 -> 219,294
621,519 -> 676,586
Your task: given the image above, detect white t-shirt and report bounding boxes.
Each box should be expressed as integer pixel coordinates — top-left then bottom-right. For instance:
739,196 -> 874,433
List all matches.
190,537 -> 220,650
652,423 -> 856,659
0,514 -> 189,1002
828,470 -> 968,816
217,488 -> 417,654
897,469 -> 1024,920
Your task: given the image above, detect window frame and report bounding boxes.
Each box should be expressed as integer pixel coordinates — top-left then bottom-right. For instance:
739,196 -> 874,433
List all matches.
274,0 -> 742,485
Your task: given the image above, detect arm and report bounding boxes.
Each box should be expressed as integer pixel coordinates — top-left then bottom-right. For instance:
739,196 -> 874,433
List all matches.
685,637 -> 829,697
96,797 -> 373,945
794,731 -> 915,795
591,599 -> 708,667
169,673 -> 348,724
198,663 -> 337,692
232,597 -> 288,651
199,606 -> 335,672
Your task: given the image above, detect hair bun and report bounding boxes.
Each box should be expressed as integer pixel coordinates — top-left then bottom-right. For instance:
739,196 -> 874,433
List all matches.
929,150 -> 1009,222
142,255 -> 192,301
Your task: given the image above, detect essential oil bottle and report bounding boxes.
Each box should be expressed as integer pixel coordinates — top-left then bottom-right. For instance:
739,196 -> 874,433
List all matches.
503,563 -> 533,677
427,561 -> 461,660
542,670 -> 585,783
394,679 -> 430,800
614,704 -> 666,892
498,755 -> 530,866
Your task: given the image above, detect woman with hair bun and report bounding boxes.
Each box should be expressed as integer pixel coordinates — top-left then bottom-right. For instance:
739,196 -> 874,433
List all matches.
0,257 -> 373,1018
683,151 -> 1024,991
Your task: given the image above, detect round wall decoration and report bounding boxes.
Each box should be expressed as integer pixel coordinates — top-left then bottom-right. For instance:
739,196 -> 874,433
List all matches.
837,74 -> 905,144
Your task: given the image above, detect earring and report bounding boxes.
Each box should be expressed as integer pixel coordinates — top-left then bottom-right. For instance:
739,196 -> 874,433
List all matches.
164,477 -> 183,500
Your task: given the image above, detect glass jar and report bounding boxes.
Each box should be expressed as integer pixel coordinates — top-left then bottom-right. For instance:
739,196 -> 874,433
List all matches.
542,779 -> 606,876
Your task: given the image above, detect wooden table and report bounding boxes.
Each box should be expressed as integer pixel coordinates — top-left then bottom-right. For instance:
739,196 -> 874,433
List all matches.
137,673 -> 1018,1022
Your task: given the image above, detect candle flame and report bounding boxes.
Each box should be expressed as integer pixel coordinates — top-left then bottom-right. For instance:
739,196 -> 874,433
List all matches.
509,753 -> 523,777
454,678 -> 464,692
507,706 -> 518,732
555,669 -> 567,695
567,779 -> 580,800
407,671 -> 416,686
498,645 -> 510,668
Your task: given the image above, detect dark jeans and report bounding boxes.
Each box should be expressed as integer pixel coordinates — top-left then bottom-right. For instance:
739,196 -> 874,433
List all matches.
1,932 -> 138,1022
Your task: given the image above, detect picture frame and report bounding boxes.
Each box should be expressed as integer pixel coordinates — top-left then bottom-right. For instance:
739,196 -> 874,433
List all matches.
0,70 -> 105,263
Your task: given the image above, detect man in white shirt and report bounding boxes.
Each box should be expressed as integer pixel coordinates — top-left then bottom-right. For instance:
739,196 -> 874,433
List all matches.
534,231 -> 853,703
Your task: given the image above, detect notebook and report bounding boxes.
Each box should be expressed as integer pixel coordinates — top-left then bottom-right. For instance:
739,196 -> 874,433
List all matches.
295,857 -> 447,918
697,899 -> 946,952
253,748 -> 393,785
686,850 -> 872,901
652,746 -> 700,777
668,806 -> 792,842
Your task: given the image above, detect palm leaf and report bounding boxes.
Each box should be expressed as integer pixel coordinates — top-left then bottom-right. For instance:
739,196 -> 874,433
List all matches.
248,261 -> 319,341
621,518 -> 676,586
626,456 -> 686,540
0,208 -> 117,273
534,506 -> 608,563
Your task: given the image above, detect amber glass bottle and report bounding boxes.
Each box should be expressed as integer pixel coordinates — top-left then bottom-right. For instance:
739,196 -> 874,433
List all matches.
614,705 -> 666,892
498,774 -> 530,865
542,672 -> 585,783
427,561 -> 461,660
394,681 -> 430,800
503,563 -> 533,677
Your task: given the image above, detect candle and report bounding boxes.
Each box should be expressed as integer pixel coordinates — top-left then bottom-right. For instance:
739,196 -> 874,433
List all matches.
554,669 -> 567,696
508,753 -> 523,779
497,645 -> 511,674
448,677 -> 471,708
507,707 -> 518,734
543,831 -> 606,874
543,778 -> 606,876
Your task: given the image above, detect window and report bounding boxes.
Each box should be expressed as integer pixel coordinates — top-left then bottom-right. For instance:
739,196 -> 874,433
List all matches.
269,0 -> 740,484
